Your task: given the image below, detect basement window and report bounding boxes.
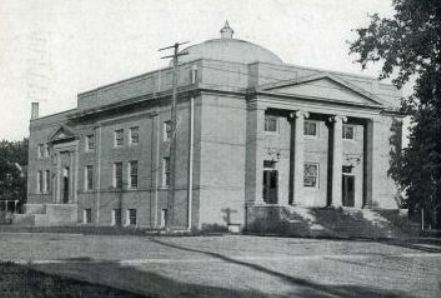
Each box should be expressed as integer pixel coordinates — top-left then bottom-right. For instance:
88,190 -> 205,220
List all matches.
127,209 -> 137,226
112,209 -> 122,226
83,209 -> 92,224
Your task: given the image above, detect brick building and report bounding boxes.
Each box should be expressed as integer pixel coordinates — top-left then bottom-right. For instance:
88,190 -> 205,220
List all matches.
21,22 -> 403,231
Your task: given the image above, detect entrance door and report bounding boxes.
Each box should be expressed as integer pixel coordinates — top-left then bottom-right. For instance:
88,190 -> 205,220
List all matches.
263,170 -> 278,204
63,167 -> 70,204
342,175 -> 355,207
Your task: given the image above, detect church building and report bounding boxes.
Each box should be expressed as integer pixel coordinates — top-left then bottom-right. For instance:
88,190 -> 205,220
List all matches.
22,22 -> 403,231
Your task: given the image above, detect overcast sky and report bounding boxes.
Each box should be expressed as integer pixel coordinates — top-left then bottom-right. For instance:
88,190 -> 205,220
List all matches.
0,0 -> 400,141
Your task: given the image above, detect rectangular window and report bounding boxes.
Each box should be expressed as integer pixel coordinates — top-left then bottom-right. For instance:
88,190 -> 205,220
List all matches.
127,209 -> 137,226
38,144 -> 44,158
129,127 -> 139,145
83,208 -> 92,224
86,134 -> 95,151
128,161 -> 138,189
162,157 -> 170,186
343,125 -> 354,140
114,129 -> 124,147
85,165 -> 94,190
264,115 -> 277,132
304,121 -> 317,136
163,121 -> 172,140
37,170 -> 43,193
112,209 -> 122,226
45,144 -> 50,157
45,170 -> 50,193
113,162 -> 123,189
304,163 -> 319,188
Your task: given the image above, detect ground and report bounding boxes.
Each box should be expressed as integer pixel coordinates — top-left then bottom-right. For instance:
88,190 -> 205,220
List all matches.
0,233 -> 440,297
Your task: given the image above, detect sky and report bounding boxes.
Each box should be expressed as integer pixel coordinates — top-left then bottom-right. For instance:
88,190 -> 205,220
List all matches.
0,0 -> 403,141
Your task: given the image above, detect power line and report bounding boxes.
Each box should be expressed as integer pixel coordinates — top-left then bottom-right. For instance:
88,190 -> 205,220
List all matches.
158,41 -> 189,230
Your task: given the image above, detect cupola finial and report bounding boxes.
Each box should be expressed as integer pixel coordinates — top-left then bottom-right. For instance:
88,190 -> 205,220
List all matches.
220,20 -> 234,39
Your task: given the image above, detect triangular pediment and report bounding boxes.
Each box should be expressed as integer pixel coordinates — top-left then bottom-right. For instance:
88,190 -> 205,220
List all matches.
260,74 -> 383,106
49,125 -> 77,143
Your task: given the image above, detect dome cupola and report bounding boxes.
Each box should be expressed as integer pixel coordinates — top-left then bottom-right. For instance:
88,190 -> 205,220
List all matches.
176,21 -> 284,65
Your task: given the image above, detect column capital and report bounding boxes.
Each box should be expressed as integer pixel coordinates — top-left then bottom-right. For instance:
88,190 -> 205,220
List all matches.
289,110 -> 310,120
328,115 -> 348,123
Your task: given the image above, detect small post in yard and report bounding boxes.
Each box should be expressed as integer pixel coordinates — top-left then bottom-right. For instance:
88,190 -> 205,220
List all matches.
159,41 -> 189,230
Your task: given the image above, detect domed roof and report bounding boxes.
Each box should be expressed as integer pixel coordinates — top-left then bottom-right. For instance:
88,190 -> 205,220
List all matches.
177,21 -> 284,65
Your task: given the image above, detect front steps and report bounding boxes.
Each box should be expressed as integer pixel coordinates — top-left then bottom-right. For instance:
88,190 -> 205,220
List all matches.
13,204 -> 77,226
247,205 -> 410,239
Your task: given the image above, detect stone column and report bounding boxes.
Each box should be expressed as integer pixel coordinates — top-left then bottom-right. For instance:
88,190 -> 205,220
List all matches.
364,118 -> 374,208
330,115 -> 347,207
245,102 -> 266,205
56,152 -> 61,203
290,110 -> 309,205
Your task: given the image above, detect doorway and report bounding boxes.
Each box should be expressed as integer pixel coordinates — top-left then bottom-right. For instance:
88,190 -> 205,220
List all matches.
342,174 -> 355,207
263,170 -> 278,204
63,167 -> 70,204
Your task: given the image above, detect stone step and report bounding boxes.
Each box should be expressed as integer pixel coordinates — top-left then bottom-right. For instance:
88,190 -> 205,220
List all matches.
247,205 -> 409,239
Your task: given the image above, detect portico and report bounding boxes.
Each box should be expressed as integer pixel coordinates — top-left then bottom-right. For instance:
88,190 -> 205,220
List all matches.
246,81 -> 379,210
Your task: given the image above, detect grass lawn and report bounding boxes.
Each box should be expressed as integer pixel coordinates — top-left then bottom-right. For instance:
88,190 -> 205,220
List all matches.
0,261 -> 144,297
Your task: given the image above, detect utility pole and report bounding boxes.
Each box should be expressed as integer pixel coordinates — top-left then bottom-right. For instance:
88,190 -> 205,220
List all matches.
159,42 -> 189,230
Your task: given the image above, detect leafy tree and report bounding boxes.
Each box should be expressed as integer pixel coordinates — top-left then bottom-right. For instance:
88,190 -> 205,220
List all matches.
0,138 -> 28,212
349,0 -> 441,228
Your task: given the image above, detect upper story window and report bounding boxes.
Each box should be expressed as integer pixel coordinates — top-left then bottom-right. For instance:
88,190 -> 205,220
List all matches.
163,121 -> 172,140
86,134 -> 95,151
38,144 -> 44,158
162,157 -> 170,187
113,162 -> 123,189
304,163 -> 319,188
45,170 -> 50,193
128,161 -> 138,189
45,144 -> 50,157
37,170 -> 43,193
129,127 -> 139,145
85,165 -> 94,191
343,125 -> 355,140
114,129 -> 124,147
264,115 -> 277,132
304,121 -> 317,136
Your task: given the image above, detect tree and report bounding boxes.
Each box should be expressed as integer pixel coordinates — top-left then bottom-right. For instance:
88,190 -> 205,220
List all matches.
349,0 -> 441,228
0,138 -> 28,211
